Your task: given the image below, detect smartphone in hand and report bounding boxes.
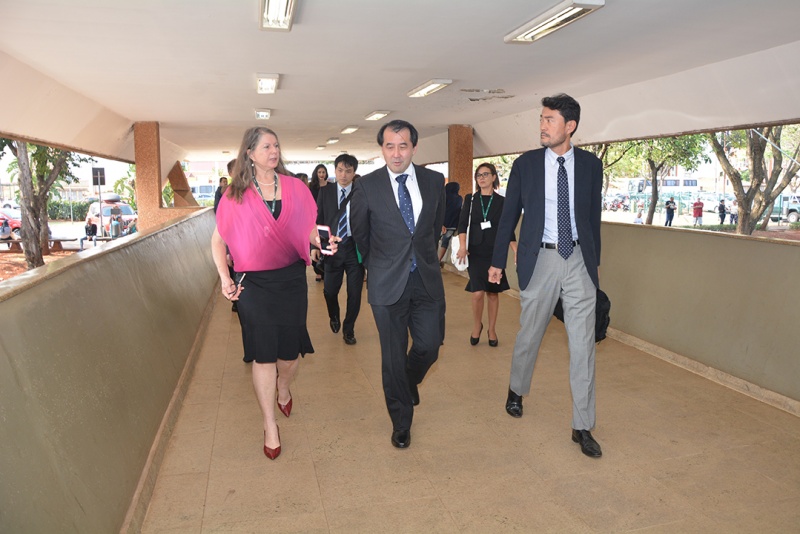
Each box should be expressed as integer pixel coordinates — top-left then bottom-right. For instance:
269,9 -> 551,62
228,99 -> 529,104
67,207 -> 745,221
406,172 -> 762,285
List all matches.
317,225 -> 334,255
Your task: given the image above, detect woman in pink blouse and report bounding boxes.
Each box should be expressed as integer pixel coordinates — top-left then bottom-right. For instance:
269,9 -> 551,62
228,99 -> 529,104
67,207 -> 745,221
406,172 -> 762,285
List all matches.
212,127 -> 336,459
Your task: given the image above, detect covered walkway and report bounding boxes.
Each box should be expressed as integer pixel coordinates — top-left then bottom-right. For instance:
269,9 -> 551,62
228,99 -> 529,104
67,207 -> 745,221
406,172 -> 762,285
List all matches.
141,269 -> 800,532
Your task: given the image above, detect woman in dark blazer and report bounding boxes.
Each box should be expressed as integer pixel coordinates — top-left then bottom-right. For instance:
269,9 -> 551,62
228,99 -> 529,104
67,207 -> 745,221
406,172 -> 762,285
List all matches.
456,163 -> 516,347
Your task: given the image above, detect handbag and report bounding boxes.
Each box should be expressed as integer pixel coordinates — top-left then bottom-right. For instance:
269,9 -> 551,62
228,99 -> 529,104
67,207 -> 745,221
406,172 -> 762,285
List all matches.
450,194 -> 473,271
553,288 -> 611,343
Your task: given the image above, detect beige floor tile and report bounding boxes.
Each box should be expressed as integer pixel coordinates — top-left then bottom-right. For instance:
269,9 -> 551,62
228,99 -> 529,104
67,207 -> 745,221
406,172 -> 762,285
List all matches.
141,271 -> 800,533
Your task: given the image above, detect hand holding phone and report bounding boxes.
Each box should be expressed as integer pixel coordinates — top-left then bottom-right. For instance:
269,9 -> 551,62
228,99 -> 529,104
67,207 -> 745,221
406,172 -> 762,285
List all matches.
317,225 -> 334,255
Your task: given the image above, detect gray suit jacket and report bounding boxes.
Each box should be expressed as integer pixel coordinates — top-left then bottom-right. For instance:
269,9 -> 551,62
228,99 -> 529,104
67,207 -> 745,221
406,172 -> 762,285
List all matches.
350,164 -> 446,306
492,147 -> 603,290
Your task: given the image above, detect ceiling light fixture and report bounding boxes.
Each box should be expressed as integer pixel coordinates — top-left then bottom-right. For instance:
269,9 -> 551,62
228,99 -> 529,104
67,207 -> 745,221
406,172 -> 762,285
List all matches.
341,126 -> 359,134
326,138 -> 339,144
260,0 -> 296,31
254,109 -> 272,120
407,79 -> 452,98
315,145 -> 325,150
256,73 -> 280,94
365,111 -> 390,121
504,0 -> 604,43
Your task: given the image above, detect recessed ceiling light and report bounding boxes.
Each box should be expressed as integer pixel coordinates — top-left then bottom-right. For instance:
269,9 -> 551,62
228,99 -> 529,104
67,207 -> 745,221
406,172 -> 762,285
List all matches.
341,126 -> 359,134
315,145 -> 326,150
254,109 -> 271,120
260,0 -> 296,31
256,73 -> 280,94
365,111 -> 391,121
326,138 -> 339,144
407,79 -> 452,98
505,0 -> 604,43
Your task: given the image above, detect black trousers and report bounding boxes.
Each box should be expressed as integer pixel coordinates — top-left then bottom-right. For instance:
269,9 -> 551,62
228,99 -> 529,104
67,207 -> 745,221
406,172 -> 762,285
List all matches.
323,239 -> 364,335
370,270 -> 445,431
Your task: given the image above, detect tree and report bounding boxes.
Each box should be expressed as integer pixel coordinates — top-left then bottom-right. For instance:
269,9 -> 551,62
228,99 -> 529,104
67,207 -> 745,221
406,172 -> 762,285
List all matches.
0,138 -> 93,268
113,164 -> 137,211
633,136 -> 709,224
707,126 -> 800,235
584,141 -> 641,196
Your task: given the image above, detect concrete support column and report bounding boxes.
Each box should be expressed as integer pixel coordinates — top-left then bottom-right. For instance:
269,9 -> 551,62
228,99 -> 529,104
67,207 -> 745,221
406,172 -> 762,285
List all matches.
448,124 -> 474,195
133,122 -> 163,230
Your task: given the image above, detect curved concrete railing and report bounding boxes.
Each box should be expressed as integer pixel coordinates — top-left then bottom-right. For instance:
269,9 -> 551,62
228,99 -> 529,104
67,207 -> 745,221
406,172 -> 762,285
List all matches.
0,209 -> 217,533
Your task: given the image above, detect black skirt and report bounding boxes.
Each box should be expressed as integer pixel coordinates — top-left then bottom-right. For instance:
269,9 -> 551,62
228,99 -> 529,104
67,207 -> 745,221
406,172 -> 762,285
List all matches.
465,252 -> 510,293
237,261 -> 314,363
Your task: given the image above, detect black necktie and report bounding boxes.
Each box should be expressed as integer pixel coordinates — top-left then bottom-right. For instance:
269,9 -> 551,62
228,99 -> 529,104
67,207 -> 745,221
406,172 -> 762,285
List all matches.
556,156 -> 574,260
396,174 -> 416,271
337,188 -> 348,240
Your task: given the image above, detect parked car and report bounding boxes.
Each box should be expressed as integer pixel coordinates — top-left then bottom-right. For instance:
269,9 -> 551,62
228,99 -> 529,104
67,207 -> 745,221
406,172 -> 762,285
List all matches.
1,199 -> 19,209
87,195 -> 137,236
0,208 -> 22,238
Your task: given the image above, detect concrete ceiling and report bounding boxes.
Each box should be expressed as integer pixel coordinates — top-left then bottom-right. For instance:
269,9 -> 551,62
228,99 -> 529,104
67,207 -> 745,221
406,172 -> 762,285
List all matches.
2,0 -> 800,168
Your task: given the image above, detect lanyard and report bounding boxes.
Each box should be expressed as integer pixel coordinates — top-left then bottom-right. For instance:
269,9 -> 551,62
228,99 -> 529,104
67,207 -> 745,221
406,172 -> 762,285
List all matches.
254,176 -> 278,214
478,193 -> 493,221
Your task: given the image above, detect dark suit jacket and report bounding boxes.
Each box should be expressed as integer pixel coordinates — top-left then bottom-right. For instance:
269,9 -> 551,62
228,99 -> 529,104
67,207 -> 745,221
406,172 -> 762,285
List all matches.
457,192 -> 515,250
350,164 -> 446,306
492,147 -> 603,290
316,183 -> 355,266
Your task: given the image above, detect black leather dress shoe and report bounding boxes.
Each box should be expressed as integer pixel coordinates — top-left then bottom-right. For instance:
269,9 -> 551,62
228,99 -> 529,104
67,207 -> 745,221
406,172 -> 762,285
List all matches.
391,429 -> 411,448
505,388 -> 523,418
409,381 -> 420,406
330,317 -> 341,334
572,429 -> 602,458
343,332 -> 357,345
488,337 -> 498,347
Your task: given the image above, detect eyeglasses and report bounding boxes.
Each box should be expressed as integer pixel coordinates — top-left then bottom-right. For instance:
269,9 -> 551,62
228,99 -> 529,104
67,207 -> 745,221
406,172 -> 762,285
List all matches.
475,172 -> 494,179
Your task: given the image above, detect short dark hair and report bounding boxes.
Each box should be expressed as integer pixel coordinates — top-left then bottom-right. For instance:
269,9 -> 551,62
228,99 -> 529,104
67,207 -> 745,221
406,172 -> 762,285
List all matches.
475,163 -> 500,191
541,93 -> 581,136
377,119 -> 419,147
334,154 -> 358,172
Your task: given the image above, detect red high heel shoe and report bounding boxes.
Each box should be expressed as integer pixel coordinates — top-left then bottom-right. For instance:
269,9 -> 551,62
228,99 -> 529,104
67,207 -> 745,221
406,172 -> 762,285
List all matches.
278,392 -> 293,418
263,427 -> 281,460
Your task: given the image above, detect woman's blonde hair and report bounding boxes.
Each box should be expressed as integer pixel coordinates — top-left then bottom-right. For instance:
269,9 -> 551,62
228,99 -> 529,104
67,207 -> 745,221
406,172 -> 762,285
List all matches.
227,127 -> 290,202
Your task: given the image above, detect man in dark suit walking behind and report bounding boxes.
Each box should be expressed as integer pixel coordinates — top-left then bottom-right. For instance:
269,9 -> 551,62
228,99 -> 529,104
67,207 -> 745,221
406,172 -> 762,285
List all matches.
315,154 -> 364,345
350,120 -> 446,449
489,94 -> 605,458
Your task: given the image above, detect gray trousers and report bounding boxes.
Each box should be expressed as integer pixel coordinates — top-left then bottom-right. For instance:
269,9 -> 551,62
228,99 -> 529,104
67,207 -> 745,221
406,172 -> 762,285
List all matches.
509,245 -> 597,430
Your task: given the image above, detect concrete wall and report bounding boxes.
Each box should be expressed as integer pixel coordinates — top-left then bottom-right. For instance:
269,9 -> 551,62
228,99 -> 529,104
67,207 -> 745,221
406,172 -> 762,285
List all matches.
0,209 -> 217,533
600,223 -> 799,404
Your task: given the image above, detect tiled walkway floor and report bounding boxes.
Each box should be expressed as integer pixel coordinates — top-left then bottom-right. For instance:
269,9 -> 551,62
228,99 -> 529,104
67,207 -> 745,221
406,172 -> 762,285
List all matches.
142,270 -> 800,533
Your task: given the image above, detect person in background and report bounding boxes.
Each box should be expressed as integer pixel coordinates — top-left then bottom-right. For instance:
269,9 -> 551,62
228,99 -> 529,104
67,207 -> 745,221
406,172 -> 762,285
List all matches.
214,162 -> 233,213
455,163 -> 516,347
634,211 -> 644,224
79,215 -> 98,250
213,126 -> 337,460
718,199 -> 727,225
438,181 -> 462,266
730,199 -> 739,226
664,197 -> 676,226
295,172 -> 308,184
309,164 -> 330,203
0,219 -> 13,248
692,198 -> 704,226
109,214 -> 122,238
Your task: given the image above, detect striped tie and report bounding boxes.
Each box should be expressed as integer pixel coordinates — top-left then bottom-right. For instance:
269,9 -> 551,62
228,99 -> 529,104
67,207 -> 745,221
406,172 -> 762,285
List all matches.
337,188 -> 348,241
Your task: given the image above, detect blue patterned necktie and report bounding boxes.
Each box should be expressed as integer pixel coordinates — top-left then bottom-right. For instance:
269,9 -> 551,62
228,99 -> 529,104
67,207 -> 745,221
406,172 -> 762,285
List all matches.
556,156 -> 574,260
337,188 -> 348,241
396,174 -> 417,271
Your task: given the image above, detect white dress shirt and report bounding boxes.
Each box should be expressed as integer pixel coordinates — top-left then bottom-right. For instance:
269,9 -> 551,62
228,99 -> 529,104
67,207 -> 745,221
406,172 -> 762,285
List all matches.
542,146 -> 578,243
388,165 -> 422,226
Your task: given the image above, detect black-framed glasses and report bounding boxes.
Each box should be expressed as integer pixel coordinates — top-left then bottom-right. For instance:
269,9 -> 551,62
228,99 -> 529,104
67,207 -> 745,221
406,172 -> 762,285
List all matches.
476,172 -> 493,179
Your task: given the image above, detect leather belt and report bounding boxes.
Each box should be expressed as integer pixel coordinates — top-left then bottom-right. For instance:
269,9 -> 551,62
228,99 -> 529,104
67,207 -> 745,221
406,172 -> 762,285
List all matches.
541,240 -> 579,249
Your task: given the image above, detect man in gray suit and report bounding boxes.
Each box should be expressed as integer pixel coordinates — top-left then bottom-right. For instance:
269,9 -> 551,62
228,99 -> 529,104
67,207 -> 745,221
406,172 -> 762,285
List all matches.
489,94 -> 604,458
350,120 -> 446,449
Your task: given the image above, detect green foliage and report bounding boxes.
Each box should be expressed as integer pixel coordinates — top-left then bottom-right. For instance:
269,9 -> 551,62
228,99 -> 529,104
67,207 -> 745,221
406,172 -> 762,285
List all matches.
47,199 -> 90,221
162,183 -> 174,207
790,221 -> 800,230
113,164 -> 137,210
473,154 -> 521,187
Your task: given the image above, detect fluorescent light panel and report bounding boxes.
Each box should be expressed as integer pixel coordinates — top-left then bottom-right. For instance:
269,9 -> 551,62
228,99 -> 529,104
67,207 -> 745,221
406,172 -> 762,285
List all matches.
341,126 -> 359,134
365,111 -> 390,121
254,109 -> 271,120
315,145 -> 326,150
256,73 -> 280,94
326,138 -> 339,144
260,0 -> 296,31
504,0 -> 604,43
407,79 -> 452,98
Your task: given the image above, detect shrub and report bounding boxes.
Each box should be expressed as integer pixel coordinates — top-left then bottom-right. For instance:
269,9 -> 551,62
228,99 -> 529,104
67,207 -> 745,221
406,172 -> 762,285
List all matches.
47,200 -> 91,221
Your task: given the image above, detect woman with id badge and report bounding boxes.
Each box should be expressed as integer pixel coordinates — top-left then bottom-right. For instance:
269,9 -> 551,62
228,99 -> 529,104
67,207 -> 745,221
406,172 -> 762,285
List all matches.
456,163 -> 516,347
212,127 -> 337,460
